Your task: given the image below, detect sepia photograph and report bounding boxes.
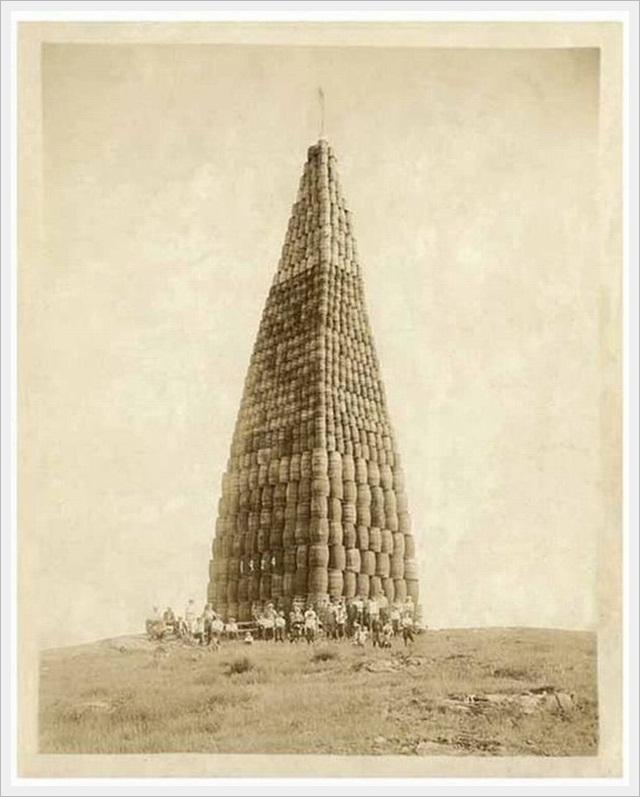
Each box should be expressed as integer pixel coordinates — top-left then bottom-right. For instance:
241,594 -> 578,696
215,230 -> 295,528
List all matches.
9,12 -> 630,785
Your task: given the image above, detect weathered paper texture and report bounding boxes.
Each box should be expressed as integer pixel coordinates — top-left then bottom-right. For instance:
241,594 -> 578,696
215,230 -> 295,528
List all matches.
18,21 -> 622,778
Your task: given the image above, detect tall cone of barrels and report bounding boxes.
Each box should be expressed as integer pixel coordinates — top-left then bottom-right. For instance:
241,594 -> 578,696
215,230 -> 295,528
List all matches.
208,140 -> 420,619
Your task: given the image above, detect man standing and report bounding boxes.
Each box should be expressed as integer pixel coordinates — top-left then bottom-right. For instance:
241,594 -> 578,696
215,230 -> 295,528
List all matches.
274,611 -> 286,642
402,612 -> 415,647
304,604 -> 318,645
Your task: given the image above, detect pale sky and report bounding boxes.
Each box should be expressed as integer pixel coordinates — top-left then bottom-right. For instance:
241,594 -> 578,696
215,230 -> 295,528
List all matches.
29,43 -> 601,648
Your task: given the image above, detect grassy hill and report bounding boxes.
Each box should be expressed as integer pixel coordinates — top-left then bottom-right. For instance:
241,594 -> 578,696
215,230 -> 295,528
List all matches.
39,627 -> 597,756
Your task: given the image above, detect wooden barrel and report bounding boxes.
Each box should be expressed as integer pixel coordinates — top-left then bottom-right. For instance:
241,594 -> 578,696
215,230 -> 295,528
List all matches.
227,579 -> 238,603
298,478 -> 311,501
376,552 -> 390,578
356,573 -> 370,598
283,572 -> 295,597
404,534 -> 416,559
237,576 -> 250,602
384,489 -> 397,516
329,476 -> 343,500
259,573 -> 272,601
398,513 -> 412,534
393,578 -> 407,603
308,566 -> 329,595
390,555 -> 404,579
310,495 -> 328,518
296,545 -> 309,569
367,461 -> 380,486
380,528 -> 394,554
328,569 -> 344,598
342,454 -> 355,481
343,570 -> 357,598
278,457 -> 290,484
294,521 -> 308,545
311,477 -> 330,496
300,451 -> 311,479
238,601 -> 252,622
369,527 -> 382,553
309,517 -> 329,544
329,520 -> 343,546
355,458 -> 368,484
386,511 -> 399,532
289,454 -> 301,482
343,523 -> 357,548
356,505 -> 372,527
356,483 -> 371,506
382,577 -> 395,603
357,525 -> 369,551
269,529 -> 283,550
328,451 -> 342,479
284,549 -> 297,573
403,559 -> 418,581
296,501 -> 311,521
380,463 -> 393,489
271,573 -> 284,599
309,544 -> 330,568
311,449 -> 329,477
342,503 -> 356,524
406,579 -> 419,605
295,568 -> 308,595
327,498 -> 341,522
392,532 -> 406,558
329,544 -> 346,570
343,480 -> 357,503
370,575 -> 383,597
361,550 -> 376,576
345,547 -> 361,573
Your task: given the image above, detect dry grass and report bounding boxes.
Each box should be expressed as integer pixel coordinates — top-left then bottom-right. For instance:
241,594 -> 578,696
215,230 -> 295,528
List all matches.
39,627 -> 598,756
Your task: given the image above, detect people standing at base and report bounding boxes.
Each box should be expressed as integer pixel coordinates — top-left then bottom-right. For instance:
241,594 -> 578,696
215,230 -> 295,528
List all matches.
185,598 -> 197,636
210,614 -> 224,646
262,603 -> 276,641
274,611 -> 286,642
304,604 -> 318,644
402,613 -> 415,646
192,615 -> 205,645
353,622 -> 368,647
390,602 -> 402,636
371,616 -> 383,647
404,595 -> 415,620
289,605 -> 304,643
163,606 -> 176,634
225,617 -> 239,641
352,595 -> 364,627
202,604 -> 215,645
380,619 -> 394,648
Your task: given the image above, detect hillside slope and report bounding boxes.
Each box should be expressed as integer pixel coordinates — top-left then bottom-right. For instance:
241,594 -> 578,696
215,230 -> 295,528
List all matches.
39,627 -> 598,756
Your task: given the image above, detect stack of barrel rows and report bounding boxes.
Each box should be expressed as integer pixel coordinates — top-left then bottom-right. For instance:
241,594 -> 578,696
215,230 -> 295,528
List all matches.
208,139 -> 419,621
209,447 -> 419,621
274,141 -> 358,284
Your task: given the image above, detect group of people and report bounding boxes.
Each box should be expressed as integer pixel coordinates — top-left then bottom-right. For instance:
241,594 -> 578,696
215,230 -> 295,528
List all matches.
145,593 -> 419,649
253,594 -> 418,648
145,601 -> 239,647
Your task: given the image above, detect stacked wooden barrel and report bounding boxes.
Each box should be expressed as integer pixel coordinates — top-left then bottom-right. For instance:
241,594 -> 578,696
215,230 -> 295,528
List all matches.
208,140 -> 420,622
